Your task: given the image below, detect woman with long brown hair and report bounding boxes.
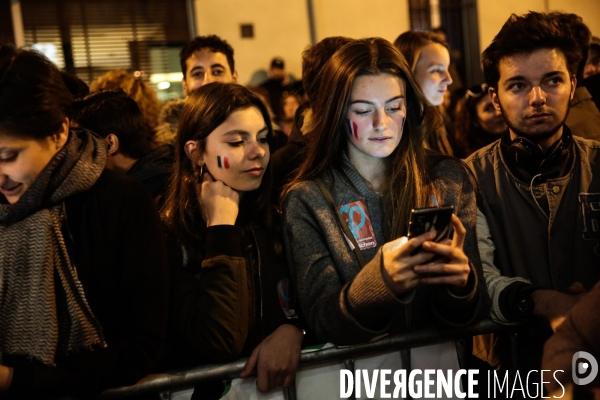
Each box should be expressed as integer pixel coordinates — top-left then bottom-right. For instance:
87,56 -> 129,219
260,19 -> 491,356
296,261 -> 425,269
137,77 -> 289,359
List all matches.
161,82 -> 303,398
282,37 -> 487,378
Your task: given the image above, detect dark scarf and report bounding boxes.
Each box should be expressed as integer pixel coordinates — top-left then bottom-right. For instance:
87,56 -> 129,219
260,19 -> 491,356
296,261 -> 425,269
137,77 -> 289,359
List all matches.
0,128 -> 107,365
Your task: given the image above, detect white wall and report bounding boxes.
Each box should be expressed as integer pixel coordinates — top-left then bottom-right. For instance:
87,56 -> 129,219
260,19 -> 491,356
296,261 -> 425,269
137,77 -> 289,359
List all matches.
477,0 -> 600,54
193,0 -> 600,85
194,0 -> 311,85
193,0 -> 411,84
312,0 -> 410,43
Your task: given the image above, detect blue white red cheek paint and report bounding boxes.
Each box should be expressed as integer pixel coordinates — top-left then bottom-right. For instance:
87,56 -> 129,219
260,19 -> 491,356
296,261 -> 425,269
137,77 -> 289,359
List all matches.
217,156 -> 230,169
346,119 -> 359,139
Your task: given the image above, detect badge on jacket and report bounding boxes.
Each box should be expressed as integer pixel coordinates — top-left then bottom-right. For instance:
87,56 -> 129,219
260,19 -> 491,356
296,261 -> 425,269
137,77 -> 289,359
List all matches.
277,276 -> 298,319
337,200 -> 377,250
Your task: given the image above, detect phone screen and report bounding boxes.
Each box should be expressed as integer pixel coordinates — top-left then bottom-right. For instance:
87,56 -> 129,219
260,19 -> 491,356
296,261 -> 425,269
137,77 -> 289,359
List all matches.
407,206 -> 454,256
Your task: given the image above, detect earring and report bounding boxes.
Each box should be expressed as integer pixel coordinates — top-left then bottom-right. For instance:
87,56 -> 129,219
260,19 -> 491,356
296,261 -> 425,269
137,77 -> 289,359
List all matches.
199,164 -> 203,175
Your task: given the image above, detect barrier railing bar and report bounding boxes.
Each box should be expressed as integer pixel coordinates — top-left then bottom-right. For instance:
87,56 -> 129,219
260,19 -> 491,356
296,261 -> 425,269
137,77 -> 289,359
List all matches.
98,319 -> 518,399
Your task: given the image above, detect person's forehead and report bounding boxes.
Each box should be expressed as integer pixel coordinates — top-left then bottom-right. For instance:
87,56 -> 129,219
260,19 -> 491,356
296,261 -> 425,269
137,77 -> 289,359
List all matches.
498,48 -> 568,80
186,48 -> 231,70
418,43 -> 449,63
351,73 -> 406,98
0,133 -> 44,149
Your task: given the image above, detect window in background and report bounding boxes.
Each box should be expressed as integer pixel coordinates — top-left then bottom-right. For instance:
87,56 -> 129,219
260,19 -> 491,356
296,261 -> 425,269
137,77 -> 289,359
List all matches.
1,1 -> 15,45
409,0 -> 432,31
408,0 -> 482,89
20,0 -> 189,99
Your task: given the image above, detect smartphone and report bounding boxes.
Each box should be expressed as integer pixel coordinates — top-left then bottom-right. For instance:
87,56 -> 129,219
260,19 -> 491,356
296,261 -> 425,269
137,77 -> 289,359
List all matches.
407,206 -> 454,256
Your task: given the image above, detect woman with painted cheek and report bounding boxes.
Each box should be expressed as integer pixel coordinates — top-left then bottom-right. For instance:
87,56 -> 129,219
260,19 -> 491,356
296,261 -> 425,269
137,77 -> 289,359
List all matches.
194,106 -> 270,226
161,82 -> 305,399
282,37 -> 488,376
454,83 -> 507,158
394,31 -> 455,155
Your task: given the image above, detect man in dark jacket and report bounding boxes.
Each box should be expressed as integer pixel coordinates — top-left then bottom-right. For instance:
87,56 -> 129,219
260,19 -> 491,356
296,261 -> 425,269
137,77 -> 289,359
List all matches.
465,11 -> 600,378
72,90 -> 174,200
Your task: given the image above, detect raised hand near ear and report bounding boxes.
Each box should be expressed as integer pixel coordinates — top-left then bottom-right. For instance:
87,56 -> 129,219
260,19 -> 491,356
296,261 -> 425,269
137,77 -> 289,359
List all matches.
198,171 -> 239,226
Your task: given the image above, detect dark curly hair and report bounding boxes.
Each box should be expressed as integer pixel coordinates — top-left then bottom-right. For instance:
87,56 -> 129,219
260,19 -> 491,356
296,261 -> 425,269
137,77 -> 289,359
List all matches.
72,89 -> 155,159
547,12 -> 591,81
482,12 -> 582,89
179,35 -> 235,76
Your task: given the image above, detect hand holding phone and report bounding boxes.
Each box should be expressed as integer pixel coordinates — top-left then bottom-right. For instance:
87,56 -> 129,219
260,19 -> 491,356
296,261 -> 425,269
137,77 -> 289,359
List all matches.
407,206 -> 454,257
381,231 -> 437,295
413,214 -> 471,289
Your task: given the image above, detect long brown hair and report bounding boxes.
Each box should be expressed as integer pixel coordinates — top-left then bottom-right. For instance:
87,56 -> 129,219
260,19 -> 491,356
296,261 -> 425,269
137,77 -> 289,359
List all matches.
161,82 -> 274,257
283,37 -> 441,239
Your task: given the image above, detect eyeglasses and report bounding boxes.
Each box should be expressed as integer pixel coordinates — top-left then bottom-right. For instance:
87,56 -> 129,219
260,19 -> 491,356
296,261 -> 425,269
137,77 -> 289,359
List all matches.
466,83 -> 488,98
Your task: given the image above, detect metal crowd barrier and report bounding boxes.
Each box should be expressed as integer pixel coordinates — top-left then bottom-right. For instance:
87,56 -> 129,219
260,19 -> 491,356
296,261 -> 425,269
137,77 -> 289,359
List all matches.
98,319 -> 519,399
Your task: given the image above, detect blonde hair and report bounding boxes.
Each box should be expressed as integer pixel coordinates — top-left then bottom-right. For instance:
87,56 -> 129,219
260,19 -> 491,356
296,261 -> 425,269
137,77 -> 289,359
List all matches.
90,69 -> 161,130
154,97 -> 185,146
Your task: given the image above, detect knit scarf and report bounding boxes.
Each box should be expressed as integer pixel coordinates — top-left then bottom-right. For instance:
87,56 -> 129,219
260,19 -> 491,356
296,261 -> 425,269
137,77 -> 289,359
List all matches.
0,128 -> 108,365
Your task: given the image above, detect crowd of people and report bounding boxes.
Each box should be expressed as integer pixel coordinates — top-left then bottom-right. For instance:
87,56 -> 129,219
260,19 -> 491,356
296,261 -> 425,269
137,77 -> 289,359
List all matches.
0,9 -> 599,400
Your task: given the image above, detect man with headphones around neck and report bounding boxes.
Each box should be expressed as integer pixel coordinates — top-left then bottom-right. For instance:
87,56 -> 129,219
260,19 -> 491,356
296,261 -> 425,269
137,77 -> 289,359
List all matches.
466,11 -> 600,378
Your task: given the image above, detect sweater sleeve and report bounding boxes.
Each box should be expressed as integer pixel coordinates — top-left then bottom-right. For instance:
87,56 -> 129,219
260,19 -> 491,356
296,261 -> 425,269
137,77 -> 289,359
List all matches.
429,159 -> 490,327
477,208 -> 531,324
282,182 -> 411,345
168,225 -> 250,363
5,174 -> 170,399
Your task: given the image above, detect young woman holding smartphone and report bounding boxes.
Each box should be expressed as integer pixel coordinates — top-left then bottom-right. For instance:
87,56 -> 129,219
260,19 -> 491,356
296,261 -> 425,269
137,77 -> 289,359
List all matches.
282,38 -> 488,367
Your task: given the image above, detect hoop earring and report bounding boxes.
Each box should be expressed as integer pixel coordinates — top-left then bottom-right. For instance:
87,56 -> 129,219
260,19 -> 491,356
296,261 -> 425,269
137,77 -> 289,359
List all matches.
192,163 -> 203,182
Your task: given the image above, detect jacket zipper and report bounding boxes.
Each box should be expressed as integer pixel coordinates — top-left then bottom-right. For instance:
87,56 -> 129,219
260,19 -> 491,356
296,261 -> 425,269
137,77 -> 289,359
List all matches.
250,226 -> 264,340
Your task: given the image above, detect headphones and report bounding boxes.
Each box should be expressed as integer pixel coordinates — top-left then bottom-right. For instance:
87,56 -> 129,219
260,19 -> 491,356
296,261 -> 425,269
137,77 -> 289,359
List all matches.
507,128 -> 572,178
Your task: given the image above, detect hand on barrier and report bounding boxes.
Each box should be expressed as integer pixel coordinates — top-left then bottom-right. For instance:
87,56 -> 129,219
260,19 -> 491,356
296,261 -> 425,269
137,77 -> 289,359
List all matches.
239,324 -> 303,392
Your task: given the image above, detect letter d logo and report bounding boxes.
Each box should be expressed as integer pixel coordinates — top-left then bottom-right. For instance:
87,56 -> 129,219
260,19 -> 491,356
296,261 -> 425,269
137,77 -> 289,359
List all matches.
572,351 -> 598,385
